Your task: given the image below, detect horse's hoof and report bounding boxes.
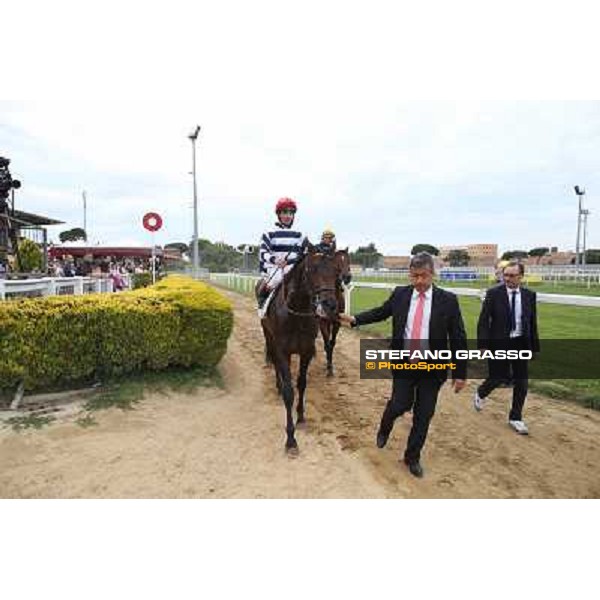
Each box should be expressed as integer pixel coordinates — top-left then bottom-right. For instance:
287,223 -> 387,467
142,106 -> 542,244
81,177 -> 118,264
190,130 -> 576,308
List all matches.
326,369 -> 334,377
285,443 -> 299,457
296,417 -> 306,428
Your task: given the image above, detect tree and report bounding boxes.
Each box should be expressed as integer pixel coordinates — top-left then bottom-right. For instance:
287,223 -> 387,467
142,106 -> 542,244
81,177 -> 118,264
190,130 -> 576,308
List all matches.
501,250 -> 528,261
165,242 -> 189,255
528,247 -> 549,257
350,242 -> 383,269
18,238 -> 43,272
446,249 -> 470,266
189,238 -> 243,272
59,227 -> 87,243
528,247 -> 549,265
411,244 -> 439,256
585,249 -> 600,264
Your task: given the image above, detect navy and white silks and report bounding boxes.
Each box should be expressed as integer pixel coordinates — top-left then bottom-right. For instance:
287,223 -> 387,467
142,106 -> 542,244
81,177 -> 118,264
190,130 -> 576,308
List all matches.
259,222 -> 308,289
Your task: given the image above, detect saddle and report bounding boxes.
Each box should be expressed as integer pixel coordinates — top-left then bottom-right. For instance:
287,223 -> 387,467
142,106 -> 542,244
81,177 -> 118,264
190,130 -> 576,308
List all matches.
257,286 -> 278,319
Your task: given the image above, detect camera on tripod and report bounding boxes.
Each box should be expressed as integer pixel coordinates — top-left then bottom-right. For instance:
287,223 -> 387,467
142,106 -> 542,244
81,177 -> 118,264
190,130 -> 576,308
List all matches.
0,156 -> 23,272
0,156 -> 21,209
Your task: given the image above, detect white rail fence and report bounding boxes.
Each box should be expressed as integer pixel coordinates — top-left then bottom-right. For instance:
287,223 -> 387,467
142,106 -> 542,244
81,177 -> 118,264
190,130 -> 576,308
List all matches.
356,267 -> 600,287
208,273 -> 600,309
0,275 -> 132,301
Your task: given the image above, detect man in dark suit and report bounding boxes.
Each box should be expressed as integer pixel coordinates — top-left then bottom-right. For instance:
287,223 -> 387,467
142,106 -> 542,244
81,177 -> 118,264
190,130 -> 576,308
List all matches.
474,261 -> 540,434
339,252 -> 468,478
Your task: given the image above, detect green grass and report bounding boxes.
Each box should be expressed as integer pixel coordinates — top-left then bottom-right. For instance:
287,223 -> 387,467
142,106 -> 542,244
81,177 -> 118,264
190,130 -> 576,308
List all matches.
2,366 -> 223,433
84,365 -> 224,413
3,414 -> 56,432
75,414 -> 98,428
350,287 -> 600,409
528,380 -> 600,411
350,287 -> 600,339
354,275 -> 600,296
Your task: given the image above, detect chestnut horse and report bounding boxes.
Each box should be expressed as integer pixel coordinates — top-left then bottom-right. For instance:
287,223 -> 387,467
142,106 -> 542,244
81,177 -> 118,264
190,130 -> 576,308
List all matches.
261,244 -> 340,453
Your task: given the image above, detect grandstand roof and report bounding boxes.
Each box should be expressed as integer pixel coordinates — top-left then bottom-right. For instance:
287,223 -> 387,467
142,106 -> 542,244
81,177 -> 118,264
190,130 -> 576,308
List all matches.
12,209 -> 64,227
49,246 -> 181,260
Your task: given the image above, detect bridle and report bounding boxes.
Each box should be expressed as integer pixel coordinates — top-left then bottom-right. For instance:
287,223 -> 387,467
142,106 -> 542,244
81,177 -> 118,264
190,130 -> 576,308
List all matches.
335,251 -> 351,286
282,253 -> 337,318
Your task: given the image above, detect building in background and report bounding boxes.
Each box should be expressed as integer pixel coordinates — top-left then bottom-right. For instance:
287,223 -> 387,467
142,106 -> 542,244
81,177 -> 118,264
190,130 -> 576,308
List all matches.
439,243 -> 498,266
523,249 -> 576,266
382,255 -> 411,269
0,209 -> 64,272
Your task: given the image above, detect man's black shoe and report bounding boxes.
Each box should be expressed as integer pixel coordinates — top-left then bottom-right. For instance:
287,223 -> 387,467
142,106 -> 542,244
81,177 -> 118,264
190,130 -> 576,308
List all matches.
376,430 -> 389,449
404,458 -> 424,478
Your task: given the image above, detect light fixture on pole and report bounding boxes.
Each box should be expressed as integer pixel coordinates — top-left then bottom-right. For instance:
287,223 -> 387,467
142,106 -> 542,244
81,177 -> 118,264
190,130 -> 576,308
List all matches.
189,125 -> 201,276
574,185 -> 586,267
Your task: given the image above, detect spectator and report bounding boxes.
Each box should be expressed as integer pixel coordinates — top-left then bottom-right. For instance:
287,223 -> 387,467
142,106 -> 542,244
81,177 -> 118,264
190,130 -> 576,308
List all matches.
63,259 -> 76,277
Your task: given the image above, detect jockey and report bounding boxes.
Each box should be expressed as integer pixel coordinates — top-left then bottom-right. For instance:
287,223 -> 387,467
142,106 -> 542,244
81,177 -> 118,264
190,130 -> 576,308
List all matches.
256,197 -> 308,308
315,226 -> 337,254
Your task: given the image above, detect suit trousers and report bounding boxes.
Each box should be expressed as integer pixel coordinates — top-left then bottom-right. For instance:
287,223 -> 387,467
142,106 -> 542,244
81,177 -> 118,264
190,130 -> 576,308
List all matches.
379,375 -> 443,463
477,335 -> 529,421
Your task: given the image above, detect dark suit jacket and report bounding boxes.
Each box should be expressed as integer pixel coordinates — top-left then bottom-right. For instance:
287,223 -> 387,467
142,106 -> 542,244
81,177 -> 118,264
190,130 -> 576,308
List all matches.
353,284 -> 468,381
477,284 -> 540,352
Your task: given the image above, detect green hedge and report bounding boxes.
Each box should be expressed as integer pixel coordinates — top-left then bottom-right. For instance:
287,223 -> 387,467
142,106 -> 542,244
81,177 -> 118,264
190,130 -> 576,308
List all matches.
0,275 -> 233,392
132,272 -> 153,289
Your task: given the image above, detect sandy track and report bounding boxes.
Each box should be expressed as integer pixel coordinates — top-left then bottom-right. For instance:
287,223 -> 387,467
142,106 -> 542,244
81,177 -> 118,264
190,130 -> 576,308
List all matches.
1,288 -> 599,498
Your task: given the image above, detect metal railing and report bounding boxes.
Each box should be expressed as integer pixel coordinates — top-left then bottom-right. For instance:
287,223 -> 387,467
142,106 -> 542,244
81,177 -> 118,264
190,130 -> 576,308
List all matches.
0,275 -> 131,301
208,272 -> 600,309
209,272 -> 259,294
176,266 -> 210,280
355,268 -> 600,288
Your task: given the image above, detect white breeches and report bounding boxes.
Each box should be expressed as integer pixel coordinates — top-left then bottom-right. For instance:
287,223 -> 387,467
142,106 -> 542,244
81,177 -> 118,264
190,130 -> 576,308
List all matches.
263,264 -> 293,290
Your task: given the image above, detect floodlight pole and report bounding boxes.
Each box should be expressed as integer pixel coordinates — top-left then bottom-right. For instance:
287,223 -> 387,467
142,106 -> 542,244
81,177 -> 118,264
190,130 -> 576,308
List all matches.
82,190 -> 87,236
189,126 -> 201,277
574,186 -> 586,267
582,209 -> 590,267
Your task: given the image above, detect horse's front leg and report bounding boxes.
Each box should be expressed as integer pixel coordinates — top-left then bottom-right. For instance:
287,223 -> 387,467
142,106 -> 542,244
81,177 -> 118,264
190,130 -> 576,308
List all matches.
275,353 -> 298,453
327,319 -> 341,377
296,353 -> 312,425
319,318 -> 334,376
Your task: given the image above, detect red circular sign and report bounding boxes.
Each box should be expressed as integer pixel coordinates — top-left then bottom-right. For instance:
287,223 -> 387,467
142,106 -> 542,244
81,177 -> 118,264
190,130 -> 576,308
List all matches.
143,212 -> 163,232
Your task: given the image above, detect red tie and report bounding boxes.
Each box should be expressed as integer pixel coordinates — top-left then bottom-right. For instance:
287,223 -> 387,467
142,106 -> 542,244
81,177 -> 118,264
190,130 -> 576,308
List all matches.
409,291 -> 426,359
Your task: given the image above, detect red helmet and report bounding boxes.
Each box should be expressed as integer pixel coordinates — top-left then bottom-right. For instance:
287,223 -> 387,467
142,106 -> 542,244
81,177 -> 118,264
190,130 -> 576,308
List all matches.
275,197 -> 297,213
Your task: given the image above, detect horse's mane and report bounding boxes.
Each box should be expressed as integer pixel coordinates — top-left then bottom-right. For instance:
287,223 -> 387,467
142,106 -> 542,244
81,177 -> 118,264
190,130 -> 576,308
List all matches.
283,253 -> 308,286
282,246 -> 352,291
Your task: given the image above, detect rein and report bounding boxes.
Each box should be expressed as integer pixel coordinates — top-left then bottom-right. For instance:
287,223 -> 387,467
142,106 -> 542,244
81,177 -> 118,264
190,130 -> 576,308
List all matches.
282,255 -> 337,318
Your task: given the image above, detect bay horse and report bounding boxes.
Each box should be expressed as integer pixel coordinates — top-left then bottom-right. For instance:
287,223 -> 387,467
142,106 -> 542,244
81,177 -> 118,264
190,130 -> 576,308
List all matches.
318,248 -> 352,376
261,243 -> 340,453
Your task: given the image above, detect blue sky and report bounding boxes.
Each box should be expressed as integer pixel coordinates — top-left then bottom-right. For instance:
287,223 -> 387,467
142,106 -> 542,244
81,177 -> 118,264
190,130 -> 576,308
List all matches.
2,2 -> 600,256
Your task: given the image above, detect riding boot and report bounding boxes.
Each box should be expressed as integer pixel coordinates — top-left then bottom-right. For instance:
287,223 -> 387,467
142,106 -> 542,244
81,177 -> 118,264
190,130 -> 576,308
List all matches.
257,285 -> 270,309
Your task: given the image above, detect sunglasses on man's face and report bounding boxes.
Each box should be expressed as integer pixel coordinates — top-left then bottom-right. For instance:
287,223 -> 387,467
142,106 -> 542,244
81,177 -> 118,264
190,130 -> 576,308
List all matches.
503,272 -> 521,278
280,209 -> 295,216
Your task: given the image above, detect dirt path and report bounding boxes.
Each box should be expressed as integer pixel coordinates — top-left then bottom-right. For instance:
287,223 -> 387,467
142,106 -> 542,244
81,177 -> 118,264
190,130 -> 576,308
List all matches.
1,289 -> 599,498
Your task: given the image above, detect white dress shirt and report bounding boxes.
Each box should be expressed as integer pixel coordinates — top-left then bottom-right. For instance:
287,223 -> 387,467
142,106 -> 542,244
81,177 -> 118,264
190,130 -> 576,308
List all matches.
403,286 -> 433,348
506,285 -> 522,337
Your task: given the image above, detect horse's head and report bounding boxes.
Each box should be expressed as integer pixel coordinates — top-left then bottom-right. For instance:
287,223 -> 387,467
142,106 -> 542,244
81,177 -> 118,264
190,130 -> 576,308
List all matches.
334,247 -> 352,286
303,242 -> 339,319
